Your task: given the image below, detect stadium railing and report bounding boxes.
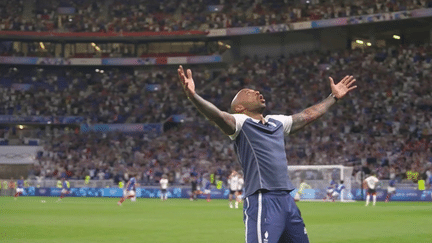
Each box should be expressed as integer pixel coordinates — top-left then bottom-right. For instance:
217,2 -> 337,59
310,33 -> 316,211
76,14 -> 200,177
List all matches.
24,179 -> 115,188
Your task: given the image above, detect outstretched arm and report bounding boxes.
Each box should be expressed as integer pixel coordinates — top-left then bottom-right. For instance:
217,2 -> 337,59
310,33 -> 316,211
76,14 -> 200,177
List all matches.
178,66 -> 236,136
290,75 -> 357,133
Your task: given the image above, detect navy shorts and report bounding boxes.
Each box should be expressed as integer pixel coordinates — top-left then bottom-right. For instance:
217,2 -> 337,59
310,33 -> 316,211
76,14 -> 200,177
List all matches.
243,190 -> 309,243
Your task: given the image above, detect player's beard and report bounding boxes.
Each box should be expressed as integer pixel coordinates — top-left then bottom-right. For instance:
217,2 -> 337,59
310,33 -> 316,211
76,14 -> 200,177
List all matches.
243,99 -> 266,114
254,103 -> 266,114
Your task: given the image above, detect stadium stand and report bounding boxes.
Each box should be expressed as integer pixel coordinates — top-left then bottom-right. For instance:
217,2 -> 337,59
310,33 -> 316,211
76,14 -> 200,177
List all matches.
0,0 -> 431,32
1,43 -> 430,185
2,1 -> 432,242
0,0 -> 430,191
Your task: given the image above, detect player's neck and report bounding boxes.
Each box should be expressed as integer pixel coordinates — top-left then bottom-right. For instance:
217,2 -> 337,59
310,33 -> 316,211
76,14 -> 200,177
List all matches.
244,112 -> 265,123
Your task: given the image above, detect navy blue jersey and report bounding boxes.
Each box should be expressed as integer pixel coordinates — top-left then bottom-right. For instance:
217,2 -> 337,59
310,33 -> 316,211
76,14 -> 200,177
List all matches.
229,114 -> 295,197
389,179 -> 396,187
17,180 -> 24,189
334,184 -> 345,193
330,180 -> 337,187
62,181 -> 69,189
204,180 -> 211,190
127,177 -> 136,191
327,180 -> 337,190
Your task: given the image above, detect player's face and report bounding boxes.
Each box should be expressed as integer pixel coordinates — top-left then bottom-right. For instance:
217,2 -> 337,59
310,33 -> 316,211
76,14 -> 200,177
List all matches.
237,89 -> 266,113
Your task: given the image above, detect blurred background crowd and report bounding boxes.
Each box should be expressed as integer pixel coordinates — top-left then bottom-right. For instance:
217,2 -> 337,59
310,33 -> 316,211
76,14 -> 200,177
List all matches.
1,43 -> 431,185
0,0 -> 432,33
0,0 -> 431,188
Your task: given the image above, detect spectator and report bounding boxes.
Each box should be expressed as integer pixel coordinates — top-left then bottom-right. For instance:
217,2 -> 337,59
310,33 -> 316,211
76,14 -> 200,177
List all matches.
1,0 -> 431,33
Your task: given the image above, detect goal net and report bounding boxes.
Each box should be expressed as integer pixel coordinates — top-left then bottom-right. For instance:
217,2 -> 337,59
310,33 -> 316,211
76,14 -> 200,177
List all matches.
288,165 -> 355,202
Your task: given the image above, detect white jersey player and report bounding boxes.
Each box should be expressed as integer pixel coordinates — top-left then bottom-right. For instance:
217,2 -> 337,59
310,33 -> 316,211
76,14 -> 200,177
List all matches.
160,175 -> 169,201
235,173 -> 244,207
364,173 -> 379,206
228,170 -> 239,208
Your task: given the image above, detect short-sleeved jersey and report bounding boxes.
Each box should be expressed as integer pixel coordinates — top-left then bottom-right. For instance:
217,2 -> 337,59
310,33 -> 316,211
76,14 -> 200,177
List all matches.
229,114 -> 295,197
365,176 -> 379,189
334,184 -> 345,193
160,178 -> 168,189
229,175 -> 239,191
237,177 -> 244,191
127,177 -> 136,191
62,181 -> 69,190
330,180 -> 337,188
17,180 -> 24,189
203,180 -> 211,190
327,180 -> 337,190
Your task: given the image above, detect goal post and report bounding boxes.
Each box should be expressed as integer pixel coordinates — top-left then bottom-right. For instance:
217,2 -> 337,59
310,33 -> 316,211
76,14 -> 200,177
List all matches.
288,165 -> 355,202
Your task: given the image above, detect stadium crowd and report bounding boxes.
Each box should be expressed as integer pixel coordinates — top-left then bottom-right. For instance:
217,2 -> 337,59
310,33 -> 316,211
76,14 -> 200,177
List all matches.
0,66 -> 213,124
0,0 -> 432,32
0,43 -> 428,185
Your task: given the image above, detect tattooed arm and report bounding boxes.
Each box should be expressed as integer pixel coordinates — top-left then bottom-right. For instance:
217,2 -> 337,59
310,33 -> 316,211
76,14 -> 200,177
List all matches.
291,96 -> 336,133
290,75 -> 357,134
177,65 -> 236,136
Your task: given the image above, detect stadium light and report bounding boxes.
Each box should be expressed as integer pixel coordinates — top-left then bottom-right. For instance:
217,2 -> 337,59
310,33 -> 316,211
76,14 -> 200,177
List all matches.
356,40 -> 364,45
91,42 -> 101,51
100,70 -> 104,73
367,42 -> 372,46
218,41 -> 231,49
95,69 -> 99,72
39,42 -> 45,50
393,35 -> 401,40
18,125 -> 24,129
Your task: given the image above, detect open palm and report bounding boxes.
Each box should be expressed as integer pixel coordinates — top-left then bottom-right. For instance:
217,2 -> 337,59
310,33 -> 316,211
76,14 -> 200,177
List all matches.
178,65 -> 195,98
329,75 -> 357,99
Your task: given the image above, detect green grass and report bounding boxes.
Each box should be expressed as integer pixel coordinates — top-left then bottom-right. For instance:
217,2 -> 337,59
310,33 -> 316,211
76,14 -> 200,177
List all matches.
1,197 -> 431,243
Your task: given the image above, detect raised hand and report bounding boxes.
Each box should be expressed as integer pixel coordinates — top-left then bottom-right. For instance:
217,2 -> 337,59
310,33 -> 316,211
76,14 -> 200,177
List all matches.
178,65 -> 195,98
329,75 -> 357,99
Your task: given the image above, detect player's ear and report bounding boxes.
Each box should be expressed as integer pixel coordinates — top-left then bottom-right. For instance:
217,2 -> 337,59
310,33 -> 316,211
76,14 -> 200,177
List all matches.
233,104 -> 245,113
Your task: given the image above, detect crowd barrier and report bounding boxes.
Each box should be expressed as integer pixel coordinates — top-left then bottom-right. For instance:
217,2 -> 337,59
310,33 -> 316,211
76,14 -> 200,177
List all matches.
0,115 -> 84,124
292,188 -> 432,201
5,187 -> 230,199
4,187 -> 431,201
0,55 -> 222,66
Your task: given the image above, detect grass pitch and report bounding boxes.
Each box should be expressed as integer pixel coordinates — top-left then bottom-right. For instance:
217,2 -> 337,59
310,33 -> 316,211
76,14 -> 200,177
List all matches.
1,197 -> 431,243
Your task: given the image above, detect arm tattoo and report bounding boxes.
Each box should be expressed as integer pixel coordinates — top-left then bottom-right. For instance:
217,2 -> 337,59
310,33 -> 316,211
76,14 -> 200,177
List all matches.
189,93 -> 236,135
291,96 -> 336,133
